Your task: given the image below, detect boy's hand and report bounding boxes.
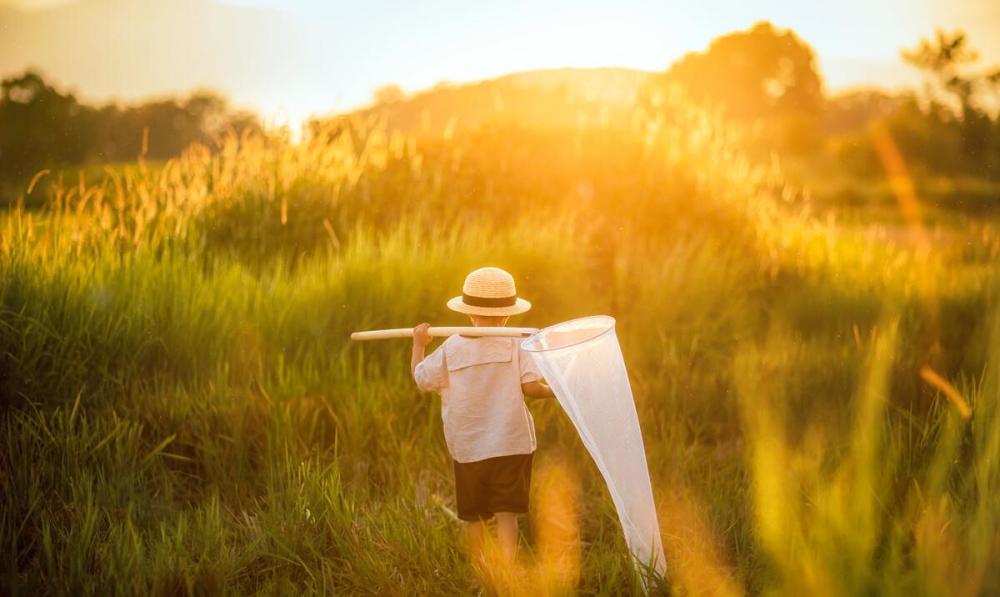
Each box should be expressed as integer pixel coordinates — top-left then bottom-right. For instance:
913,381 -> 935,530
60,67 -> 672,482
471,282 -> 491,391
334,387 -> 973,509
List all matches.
411,323 -> 432,380
413,322 -> 433,348
522,380 -> 555,399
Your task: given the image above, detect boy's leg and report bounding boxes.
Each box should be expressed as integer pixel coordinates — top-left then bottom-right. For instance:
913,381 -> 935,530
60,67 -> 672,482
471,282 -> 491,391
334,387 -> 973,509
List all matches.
466,519 -> 487,569
494,512 -> 518,562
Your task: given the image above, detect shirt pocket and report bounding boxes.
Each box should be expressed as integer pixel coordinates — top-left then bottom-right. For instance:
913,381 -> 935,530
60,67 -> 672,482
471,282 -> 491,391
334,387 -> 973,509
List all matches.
445,338 -> 513,371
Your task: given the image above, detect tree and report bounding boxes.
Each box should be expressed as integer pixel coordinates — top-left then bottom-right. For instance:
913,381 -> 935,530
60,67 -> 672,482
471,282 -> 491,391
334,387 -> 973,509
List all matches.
0,71 -> 94,180
902,30 -> 981,117
902,31 -> 1000,171
646,22 -> 825,154
661,22 -> 823,120
0,71 -> 261,192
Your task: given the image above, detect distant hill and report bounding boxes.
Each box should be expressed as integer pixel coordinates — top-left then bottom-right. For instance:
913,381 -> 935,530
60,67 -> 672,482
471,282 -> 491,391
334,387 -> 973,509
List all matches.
336,67 -> 655,135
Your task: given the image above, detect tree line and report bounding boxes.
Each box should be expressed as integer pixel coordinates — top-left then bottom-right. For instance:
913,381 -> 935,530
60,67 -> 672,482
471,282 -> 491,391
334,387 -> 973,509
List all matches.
0,71 -> 259,187
643,23 -> 1000,181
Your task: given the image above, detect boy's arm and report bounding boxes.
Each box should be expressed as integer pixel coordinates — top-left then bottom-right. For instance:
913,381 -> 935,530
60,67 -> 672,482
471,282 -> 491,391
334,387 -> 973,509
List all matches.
411,322 -> 433,380
522,380 -> 555,399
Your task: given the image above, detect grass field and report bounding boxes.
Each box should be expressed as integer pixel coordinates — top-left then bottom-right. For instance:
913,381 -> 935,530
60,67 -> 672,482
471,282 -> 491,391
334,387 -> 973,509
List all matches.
2,94 -> 999,595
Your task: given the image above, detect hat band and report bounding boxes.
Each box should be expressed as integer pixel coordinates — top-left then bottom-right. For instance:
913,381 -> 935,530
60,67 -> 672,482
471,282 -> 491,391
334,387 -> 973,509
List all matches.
463,293 -> 517,308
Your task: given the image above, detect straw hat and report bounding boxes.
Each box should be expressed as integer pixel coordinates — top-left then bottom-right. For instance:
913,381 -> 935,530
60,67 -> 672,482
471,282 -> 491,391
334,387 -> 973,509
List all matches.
447,267 -> 532,316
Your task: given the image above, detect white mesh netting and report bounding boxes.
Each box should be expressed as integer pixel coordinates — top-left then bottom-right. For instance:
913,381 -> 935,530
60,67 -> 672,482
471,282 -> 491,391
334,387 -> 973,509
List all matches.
523,316 -> 666,578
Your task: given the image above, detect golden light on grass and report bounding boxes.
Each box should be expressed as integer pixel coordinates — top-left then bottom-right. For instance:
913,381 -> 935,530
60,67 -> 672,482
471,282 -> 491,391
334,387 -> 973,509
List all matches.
531,457 -> 582,596
733,339 -> 798,568
476,528 -> 530,596
658,487 -> 743,597
749,409 -> 797,564
466,458 -> 583,596
919,365 -> 973,420
912,498 -> 983,597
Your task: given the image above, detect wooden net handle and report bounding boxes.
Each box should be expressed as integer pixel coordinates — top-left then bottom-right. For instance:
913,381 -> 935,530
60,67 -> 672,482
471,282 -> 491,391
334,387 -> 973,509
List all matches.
350,327 -> 538,341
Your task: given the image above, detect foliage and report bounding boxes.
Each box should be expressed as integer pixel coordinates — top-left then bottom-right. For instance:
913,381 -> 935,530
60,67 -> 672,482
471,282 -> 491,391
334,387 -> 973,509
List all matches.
635,24 -> 1000,187
820,31 -> 1000,185
0,70 -> 259,191
644,21 -> 824,155
902,30 -> 986,115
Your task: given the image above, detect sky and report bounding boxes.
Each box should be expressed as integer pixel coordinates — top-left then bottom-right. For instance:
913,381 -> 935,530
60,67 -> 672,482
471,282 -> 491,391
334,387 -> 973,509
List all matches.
2,0 -> 999,128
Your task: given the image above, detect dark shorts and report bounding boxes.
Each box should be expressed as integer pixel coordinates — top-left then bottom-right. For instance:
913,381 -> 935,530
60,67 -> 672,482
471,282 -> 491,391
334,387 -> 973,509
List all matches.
453,453 -> 533,522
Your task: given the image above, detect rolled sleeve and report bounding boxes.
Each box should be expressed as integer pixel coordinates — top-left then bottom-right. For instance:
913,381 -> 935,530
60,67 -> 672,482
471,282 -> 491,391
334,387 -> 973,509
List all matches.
414,345 -> 448,392
518,347 -> 542,384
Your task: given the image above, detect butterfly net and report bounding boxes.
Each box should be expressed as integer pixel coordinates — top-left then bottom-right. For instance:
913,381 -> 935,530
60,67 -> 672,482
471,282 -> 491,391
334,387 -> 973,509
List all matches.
523,316 -> 666,578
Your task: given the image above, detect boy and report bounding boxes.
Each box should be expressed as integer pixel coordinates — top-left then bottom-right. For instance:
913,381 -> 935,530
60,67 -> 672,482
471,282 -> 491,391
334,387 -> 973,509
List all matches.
410,266 -> 554,572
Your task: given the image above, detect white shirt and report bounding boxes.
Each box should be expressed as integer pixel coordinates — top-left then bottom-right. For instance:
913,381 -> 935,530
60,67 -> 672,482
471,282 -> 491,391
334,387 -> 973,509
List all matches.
413,335 -> 542,463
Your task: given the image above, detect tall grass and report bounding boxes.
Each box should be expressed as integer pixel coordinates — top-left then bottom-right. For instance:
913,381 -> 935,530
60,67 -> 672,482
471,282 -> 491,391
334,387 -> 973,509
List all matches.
1,90 -> 998,595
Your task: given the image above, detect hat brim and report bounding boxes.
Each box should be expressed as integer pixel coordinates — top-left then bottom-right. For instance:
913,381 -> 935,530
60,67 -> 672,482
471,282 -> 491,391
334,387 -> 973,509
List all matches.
446,296 -> 532,316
